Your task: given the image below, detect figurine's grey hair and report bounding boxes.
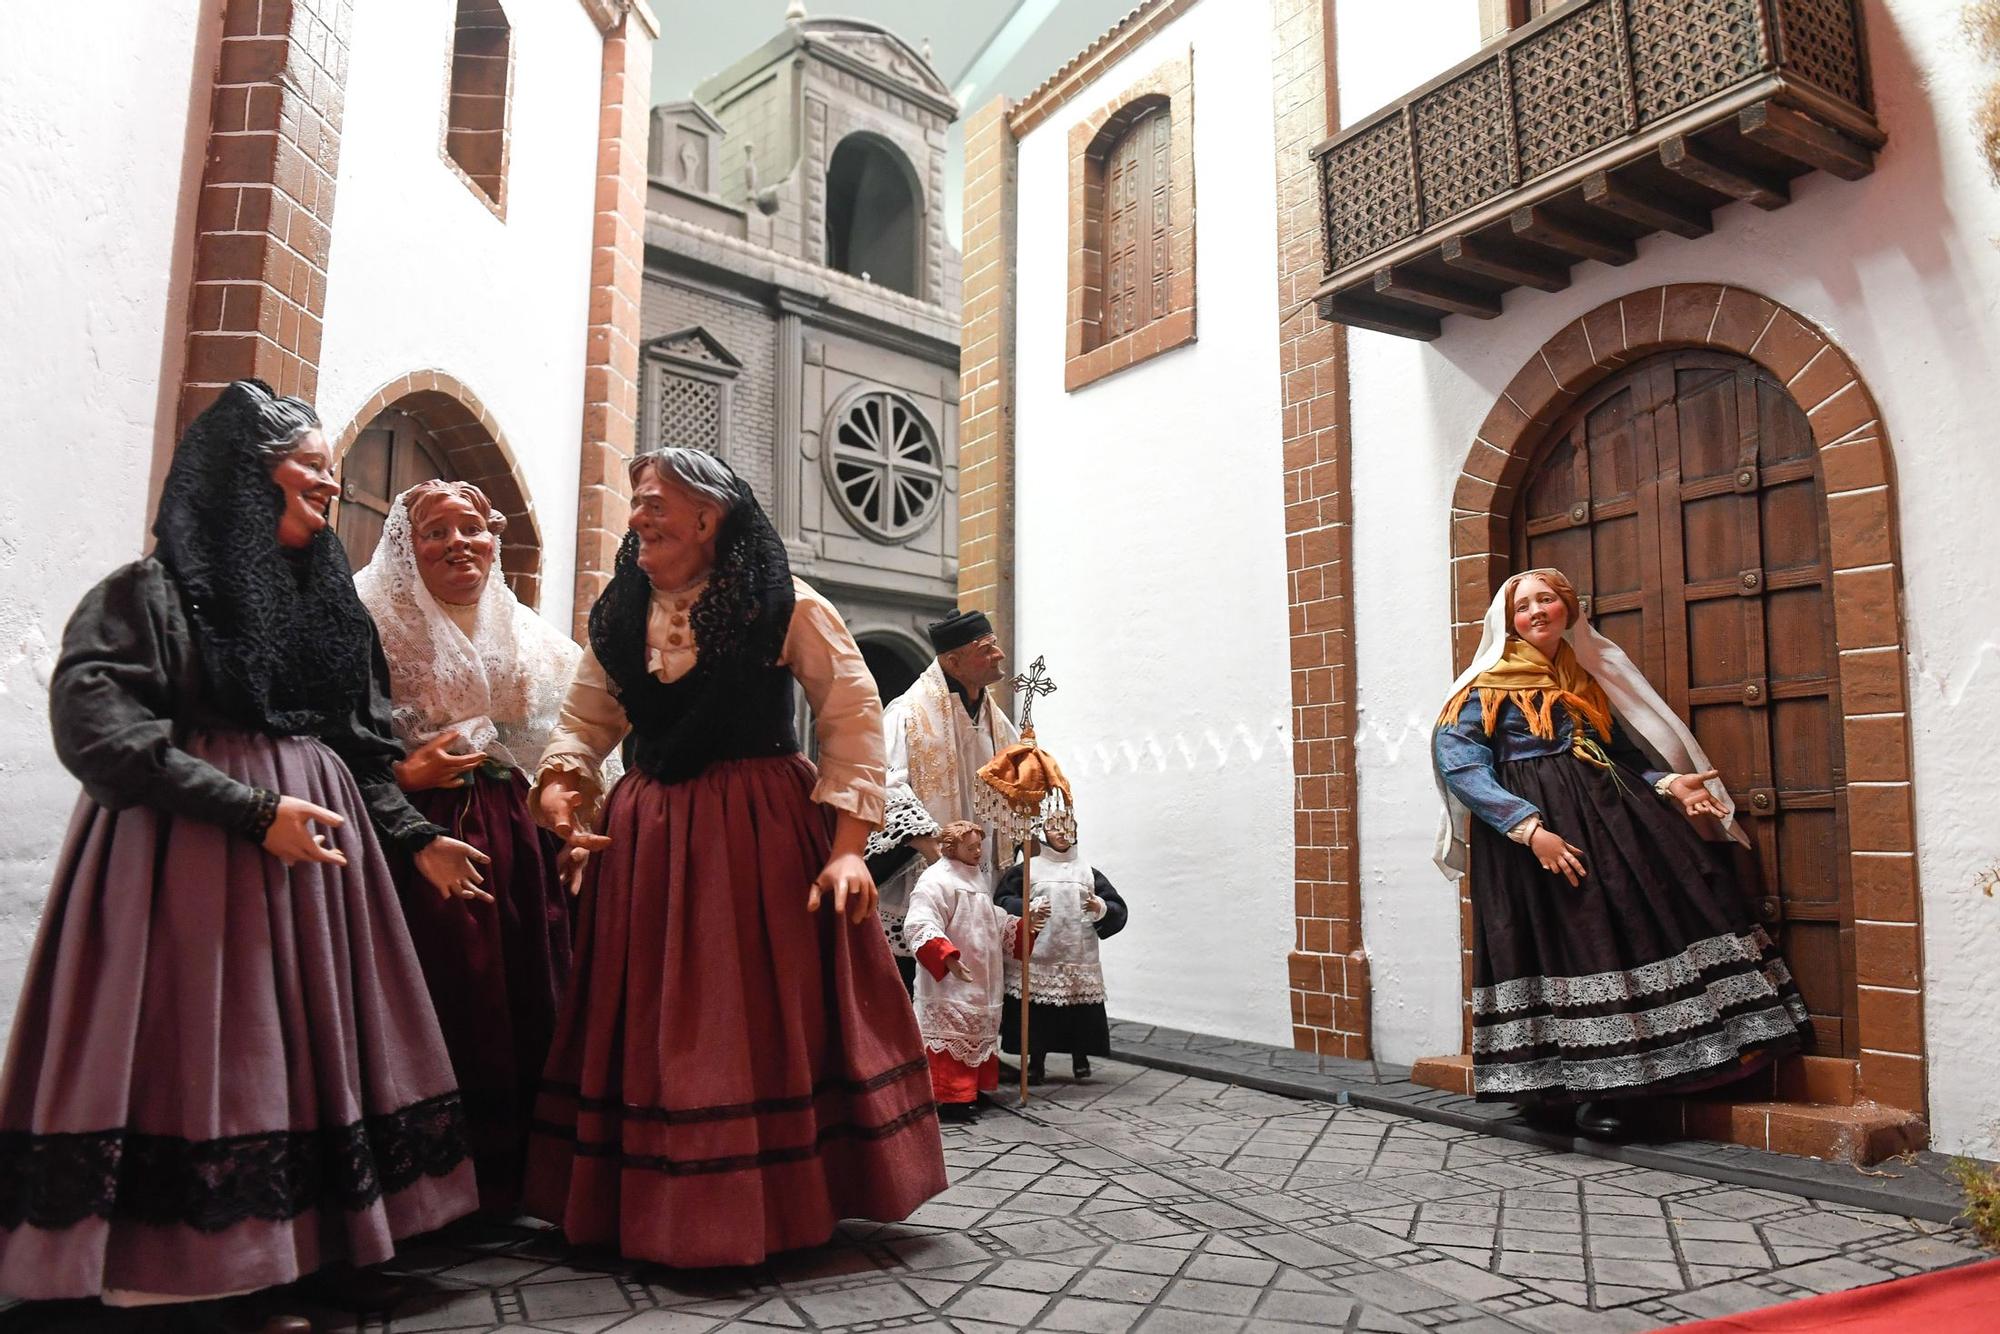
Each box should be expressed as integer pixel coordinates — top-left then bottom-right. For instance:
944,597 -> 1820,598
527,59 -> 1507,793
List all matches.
629,446 -> 737,513
244,387 -> 322,462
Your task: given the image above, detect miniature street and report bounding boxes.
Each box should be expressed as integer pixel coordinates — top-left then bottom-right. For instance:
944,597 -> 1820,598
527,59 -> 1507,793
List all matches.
5,1058 -> 1978,1334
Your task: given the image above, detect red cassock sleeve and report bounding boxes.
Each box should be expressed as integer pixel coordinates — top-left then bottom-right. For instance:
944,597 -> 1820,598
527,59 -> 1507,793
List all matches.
915,936 -> 960,981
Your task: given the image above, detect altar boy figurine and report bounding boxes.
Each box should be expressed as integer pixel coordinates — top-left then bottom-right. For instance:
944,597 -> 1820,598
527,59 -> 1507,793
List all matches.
906,821 -> 1048,1122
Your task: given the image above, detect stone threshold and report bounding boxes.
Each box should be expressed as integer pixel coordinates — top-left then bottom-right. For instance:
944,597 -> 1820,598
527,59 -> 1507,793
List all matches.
1106,1019 -> 1977,1226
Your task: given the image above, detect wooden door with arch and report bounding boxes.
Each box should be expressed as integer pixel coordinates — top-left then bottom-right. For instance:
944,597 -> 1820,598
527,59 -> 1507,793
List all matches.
1509,349 -> 1855,1057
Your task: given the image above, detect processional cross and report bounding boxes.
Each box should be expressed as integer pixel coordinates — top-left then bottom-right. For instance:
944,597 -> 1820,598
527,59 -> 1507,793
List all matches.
974,654 -> 1070,1102
1011,655 -> 1058,735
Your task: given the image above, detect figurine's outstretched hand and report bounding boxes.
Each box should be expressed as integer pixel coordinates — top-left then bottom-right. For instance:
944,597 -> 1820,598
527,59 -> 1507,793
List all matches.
946,956 -> 973,982
1667,770 -> 1727,820
538,775 -> 610,895
416,835 -> 494,903
394,732 -> 486,792
263,796 -> 348,868
1028,898 -> 1053,930
809,852 -> 877,924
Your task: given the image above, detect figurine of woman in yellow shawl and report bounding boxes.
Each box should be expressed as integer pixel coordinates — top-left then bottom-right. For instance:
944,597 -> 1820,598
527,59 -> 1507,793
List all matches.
1431,568 -> 1809,1138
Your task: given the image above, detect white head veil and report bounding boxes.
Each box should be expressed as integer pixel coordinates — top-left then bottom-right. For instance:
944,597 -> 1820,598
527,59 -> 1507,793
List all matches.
354,484 -> 582,772
1431,569 -> 1749,878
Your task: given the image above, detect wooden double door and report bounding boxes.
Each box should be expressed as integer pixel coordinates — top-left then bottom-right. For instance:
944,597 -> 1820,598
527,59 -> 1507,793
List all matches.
334,408 -> 454,571
1511,350 -> 1854,1055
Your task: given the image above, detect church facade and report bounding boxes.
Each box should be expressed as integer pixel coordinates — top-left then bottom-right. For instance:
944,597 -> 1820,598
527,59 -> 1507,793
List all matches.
635,15 -> 965,705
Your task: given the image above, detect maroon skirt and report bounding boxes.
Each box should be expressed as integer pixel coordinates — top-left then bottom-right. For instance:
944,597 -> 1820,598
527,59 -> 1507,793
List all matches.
396,769 -> 570,1211
521,756 -> 946,1268
0,730 -> 477,1301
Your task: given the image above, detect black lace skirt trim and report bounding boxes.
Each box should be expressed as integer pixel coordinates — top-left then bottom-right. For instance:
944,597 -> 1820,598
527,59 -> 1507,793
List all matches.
0,1092 -> 469,1233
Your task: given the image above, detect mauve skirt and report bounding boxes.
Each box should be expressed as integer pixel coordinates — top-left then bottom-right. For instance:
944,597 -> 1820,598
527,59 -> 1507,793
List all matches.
521,756 -> 947,1268
397,770 -> 570,1212
0,730 -> 477,1301
1468,749 -> 1811,1103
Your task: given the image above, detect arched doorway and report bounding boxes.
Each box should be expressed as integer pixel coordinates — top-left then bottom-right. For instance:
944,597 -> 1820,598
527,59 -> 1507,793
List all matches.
335,408 -> 454,569
1438,284 -> 1927,1126
824,134 -> 921,299
1513,349 -> 1853,1055
857,633 -> 925,709
330,371 -> 542,607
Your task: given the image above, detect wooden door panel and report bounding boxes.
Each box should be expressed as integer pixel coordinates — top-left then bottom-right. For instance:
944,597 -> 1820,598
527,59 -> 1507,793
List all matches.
1589,514 -> 1645,600
1765,586 -> 1833,681
1523,429 -> 1587,524
1586,394 -> 1641,503
1770,697 -> 1836,792
336,409 -> 454,572
1512,349 -> 1857,1054
1760,480 -> 1821,572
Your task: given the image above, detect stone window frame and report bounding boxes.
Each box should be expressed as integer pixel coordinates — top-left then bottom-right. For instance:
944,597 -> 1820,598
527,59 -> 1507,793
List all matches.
640,329 -> 742,458
820,384 -> 948,546
1064,48 -> 1197,392
439,0 -> 515,219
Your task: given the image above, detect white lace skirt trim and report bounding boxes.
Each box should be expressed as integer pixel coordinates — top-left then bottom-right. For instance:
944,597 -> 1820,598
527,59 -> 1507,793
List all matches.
1471,929 -> 1788,1015
1003,961 -> 1106,1005
1472,1000 -> 1808,1097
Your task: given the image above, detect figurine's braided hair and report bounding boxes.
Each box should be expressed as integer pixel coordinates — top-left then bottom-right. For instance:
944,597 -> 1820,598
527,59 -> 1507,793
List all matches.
151,379 -> 374,735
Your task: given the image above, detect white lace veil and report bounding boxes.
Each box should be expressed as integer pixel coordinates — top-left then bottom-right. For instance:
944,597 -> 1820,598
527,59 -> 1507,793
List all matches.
354,485 -> 582,772
1431,569 -> 1749,878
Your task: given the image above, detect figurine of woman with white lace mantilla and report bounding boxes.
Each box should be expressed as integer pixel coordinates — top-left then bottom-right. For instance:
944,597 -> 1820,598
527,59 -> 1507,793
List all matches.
1432,567 -> 1810,1139
355,479 -> 590,1212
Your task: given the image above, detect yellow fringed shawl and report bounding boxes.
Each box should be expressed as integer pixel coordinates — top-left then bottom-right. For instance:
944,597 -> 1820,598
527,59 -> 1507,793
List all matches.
1437,638 -> 1614,744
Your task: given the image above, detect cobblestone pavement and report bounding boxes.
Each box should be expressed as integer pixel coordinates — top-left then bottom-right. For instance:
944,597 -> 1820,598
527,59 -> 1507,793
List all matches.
4,1060 -> 1986,1333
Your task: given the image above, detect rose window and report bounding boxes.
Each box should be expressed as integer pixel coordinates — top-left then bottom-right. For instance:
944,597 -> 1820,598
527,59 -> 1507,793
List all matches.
826,390 -> 943,542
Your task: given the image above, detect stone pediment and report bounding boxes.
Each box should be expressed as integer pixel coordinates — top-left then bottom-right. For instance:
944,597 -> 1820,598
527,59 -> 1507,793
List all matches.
644,326 -> 742,373
800,19 -> 955,112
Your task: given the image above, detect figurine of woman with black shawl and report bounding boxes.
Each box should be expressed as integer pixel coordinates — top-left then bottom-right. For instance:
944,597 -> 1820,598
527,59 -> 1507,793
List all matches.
524,446 -> 946,1268
1432,567 -> 1811,1138
0,381 -> 482,1320
356,480 -> 590,1212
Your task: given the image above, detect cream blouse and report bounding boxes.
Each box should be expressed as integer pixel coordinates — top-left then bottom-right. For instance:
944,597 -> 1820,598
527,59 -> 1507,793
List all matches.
536,576 -> 886,825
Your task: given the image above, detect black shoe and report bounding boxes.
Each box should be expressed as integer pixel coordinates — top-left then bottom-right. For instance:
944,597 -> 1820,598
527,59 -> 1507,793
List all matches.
1026,1057 -> 1047,1085
1574,1100 -> 1627,1140
1072,1055 -> 1092,1081
936,1101 -> 978,1124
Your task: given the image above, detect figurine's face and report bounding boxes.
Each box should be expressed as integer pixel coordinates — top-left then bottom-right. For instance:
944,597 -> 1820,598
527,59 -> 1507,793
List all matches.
411,492 -> 497,605
1511,573 -> 1568,656
947,830 -> 985,867
943,634 -> 1007,690
629,467 -> 721,590
272,430 -> 338,550
1043,829 -> 1074,854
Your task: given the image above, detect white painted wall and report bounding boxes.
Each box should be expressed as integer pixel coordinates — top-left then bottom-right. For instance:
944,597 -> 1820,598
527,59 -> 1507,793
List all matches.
318,0 -> 602,633
1337,0 -> 2000,1156
0,3 -> 211,1018
1012,0 -> 1294,1045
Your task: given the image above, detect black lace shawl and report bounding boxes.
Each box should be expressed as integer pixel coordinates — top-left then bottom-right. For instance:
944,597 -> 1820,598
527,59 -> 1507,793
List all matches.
151,379 -> 374,736
588,462 -> 795,699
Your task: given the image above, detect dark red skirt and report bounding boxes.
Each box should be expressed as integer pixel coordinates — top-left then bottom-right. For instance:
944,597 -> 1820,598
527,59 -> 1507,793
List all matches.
0,731 -> 476,1301
396,770 -> 570,1211
521,756 -> 946,1268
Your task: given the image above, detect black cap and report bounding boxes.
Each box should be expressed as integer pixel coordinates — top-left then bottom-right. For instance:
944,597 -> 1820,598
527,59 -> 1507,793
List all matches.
927,608 -> 994,654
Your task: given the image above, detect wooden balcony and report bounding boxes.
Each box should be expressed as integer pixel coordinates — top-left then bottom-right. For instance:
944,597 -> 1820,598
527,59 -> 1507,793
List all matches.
1310,0 -> 1884,340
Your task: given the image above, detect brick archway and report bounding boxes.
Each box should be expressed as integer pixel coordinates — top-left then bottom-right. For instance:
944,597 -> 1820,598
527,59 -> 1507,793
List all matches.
1448,284 -> 1926,1120
331,371 -> 544,608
